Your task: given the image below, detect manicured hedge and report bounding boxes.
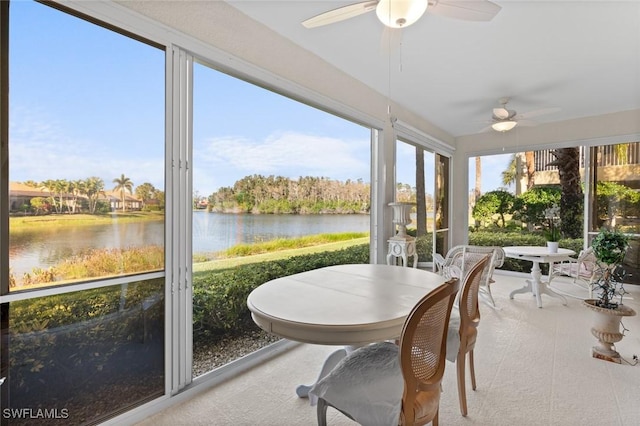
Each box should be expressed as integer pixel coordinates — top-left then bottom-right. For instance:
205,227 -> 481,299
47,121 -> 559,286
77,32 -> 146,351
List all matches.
192,243 -> 369,338
191,231 -> 585,337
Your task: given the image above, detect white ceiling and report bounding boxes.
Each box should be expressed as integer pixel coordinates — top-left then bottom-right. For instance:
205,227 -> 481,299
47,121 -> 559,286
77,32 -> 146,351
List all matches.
227,0 -> 640,138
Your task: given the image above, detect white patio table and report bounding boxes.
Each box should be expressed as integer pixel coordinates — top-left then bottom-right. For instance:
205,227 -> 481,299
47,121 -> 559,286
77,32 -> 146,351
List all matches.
247,263 -> 445,397
504,246 -> 575,308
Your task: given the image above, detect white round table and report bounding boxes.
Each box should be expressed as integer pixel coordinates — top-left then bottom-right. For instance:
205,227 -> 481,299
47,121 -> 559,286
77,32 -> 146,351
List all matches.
504,246 -> 576,308
248,264 -> 445,345
247,264 -> 446,398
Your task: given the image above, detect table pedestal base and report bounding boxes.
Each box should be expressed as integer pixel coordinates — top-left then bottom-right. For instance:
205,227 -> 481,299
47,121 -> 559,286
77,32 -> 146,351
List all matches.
509,261 -> 568,308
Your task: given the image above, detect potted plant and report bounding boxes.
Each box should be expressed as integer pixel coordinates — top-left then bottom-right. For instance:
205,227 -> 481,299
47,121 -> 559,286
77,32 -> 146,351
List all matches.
543,204 -> 561,253
583,228 -> 636,363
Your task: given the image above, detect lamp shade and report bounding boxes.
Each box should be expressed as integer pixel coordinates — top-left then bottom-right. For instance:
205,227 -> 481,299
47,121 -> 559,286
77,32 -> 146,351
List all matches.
491,120 -> 518,132
376,0 -> 429,28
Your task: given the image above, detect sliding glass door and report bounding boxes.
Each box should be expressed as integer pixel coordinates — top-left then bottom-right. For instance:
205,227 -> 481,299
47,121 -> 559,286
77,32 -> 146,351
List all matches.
588,143 -> 640,284
395,138 -> 450,265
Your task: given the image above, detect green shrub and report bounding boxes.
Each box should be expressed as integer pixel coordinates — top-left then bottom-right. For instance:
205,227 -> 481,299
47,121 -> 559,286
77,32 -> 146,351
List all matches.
512,186 -> 561,229
192,243 -> 369,338
472,190 -> 516,228
415,235 -> 433,262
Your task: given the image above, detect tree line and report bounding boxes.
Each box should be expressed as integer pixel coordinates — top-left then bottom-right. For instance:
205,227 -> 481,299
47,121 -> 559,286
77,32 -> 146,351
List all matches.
205,174 -> 371,214
18,175 -> 164,215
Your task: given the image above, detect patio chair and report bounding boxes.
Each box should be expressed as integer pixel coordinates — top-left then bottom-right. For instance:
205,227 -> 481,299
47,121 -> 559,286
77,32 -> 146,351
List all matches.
309,277 -> 461,426
549,247 -> 599,298
444,255 -> 490,417
433,245 -> 505,307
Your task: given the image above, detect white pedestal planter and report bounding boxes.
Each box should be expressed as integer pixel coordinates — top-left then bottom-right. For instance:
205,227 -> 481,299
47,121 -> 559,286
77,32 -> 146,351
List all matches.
583,299 -> 636,363
386,202 -> 417,267
388,202 -> 414,239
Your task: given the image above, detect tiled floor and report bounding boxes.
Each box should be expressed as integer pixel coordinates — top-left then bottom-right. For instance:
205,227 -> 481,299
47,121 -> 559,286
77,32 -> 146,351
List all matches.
137,273 -> 640,426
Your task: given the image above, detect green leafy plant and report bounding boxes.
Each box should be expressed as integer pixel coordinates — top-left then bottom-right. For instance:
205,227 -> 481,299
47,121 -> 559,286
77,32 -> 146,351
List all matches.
542,203 -> 561,242
591,228 -> 629,308
591,228 -> 629,265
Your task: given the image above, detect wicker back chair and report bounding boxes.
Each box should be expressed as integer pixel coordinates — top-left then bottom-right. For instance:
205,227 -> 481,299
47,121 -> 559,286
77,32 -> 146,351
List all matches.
550,247 -> 599,298
310,278 -> 460,426
450,255 -> 489,416
434,245 -> 505,307
398,278 -> 461,426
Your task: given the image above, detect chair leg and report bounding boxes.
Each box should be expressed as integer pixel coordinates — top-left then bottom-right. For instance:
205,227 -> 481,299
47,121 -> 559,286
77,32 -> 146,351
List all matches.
456,351 -> 468,417
317,398 -> 328,426
484,285 -> 497,307
469,350 -> 477,391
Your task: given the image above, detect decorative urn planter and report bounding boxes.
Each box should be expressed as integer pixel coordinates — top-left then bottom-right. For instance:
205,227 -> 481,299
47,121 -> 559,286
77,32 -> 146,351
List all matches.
388,202 -> 415,241
583,299 -> 636,363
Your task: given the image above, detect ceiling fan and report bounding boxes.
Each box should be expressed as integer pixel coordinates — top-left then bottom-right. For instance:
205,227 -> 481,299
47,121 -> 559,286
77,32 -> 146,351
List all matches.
491,98 -> 519,132
302,0 -> 502,29
489,97 -> 561,132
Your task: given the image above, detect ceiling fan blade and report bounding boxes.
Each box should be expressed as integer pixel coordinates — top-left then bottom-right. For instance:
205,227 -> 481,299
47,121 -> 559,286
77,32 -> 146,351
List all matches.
516,107 -> 562,120
493,107 -> 509,120
428,0 -> 502,22
516,119 -> 538,127
302,1 -> 379,28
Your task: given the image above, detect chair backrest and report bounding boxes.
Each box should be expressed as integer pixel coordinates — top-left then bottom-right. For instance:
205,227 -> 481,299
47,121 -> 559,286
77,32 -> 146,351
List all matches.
577,247 -> 598,279
398,278 -> 461,425
444,245 -> 504,288
458,256 -> 490,345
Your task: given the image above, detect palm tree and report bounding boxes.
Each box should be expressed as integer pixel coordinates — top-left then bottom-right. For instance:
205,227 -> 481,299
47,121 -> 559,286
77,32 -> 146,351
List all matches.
546,148 -> 583,238
501,154 -> 519,189
524,151 -> 536,190
113,174 -> 134,212
474,156 -> 481,203
84,177 -> 105,214
415,146 -> 426,237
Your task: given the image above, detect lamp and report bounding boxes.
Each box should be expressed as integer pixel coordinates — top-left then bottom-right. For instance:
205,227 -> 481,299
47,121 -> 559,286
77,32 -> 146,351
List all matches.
376,0 -> 429,28
491,120 -> 518,132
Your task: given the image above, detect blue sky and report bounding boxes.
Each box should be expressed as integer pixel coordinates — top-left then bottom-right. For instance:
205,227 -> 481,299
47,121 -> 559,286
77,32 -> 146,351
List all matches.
192,63 -> 372,195
10,1 -> 509,198
10,1 -> 165,191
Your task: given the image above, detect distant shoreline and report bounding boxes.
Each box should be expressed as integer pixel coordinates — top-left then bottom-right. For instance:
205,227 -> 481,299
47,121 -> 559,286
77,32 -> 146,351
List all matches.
9,211 -> 164,229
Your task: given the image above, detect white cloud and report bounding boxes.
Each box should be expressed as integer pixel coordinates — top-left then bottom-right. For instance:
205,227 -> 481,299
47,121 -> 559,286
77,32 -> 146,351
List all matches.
10,107 -> 368,196
194,131 -> 370,195
9,105 -> 164,189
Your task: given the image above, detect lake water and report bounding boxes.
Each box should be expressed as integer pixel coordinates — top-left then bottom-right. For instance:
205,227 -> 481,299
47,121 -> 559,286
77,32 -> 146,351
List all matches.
9,212 -> 370,277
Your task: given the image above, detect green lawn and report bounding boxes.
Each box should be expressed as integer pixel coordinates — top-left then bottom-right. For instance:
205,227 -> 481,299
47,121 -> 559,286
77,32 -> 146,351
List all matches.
193,237 -> 369,272
9,211 -> 164,229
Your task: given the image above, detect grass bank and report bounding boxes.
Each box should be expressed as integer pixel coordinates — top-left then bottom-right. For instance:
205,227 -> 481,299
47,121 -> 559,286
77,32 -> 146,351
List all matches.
195,232 -> 368,261
193,236 -> 369,272
10,211 -> 164,230
11,232 -> 369,287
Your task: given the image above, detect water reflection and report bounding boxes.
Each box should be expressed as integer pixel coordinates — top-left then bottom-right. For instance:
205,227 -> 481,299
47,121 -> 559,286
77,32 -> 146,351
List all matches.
10,213 -> 370,277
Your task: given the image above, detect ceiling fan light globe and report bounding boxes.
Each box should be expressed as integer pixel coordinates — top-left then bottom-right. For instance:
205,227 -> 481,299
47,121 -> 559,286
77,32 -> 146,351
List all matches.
492,120 -> 518,132
376,0 -> 429,28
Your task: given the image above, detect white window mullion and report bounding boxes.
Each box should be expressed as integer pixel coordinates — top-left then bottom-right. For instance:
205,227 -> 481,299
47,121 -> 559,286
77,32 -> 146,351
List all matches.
179,47 -> 194,386
167,45 -> 194,395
